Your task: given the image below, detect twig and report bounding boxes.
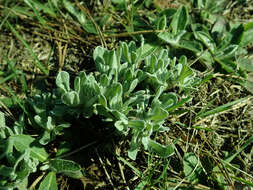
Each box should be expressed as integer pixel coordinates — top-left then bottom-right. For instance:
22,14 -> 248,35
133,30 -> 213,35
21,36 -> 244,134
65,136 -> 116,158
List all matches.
95,148 -> 116,190
56,141 -> 97,159
115,145 -> 130,190
87,28 -> 170,40
28,173 -> 45,190
198,131 -> 235,190
77,3 -> 107,48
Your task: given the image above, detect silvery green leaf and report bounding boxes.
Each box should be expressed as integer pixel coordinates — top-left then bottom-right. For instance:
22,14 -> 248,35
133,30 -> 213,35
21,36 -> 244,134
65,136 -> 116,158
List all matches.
10,135 -> 49,162
94,105 -> 114,119
131,52 -> 137,64
49,159 -> 83,179
39,131 -> 51,145
240,23 -> 253,47
141,137 -> 150,150
129,41 -> 137,52
62,91 -> 79,107
153,86 -> 165,102
144,73 -> 163,88
170,6 -> 189,34
93,46 -> 105,62
115,120 -> 126,132
215,58 -> 237,74
147,106 -> 168,123
56,123 -> 70,130
157,15 -> 167,30
93,47 -> 110,74
136,43 -> 159,60
135,35 -> 144,59
56,71 -> 70,93
79,73 -> 100,104
123,90 -> 145,107
178,40 -> 203,53
211,16 -> 227,43
177,56 -> 194,85
14,159 -> 37,181
183,152 -> 202,183
121,42 -> 130,63
99,74 -> 109,88
136,69 -> 145,81
0,112 -> 6,138
159,93 -> 178,109
111,110 -> 128,123
128,120 -> 145,131
38,171 -> 57,190
13,114 -> 25,135
158,30 -> 186,45
128,145 -> 139,160
194,31 -> 216,52
105,83 -> 123,109
148,139 -> 174,158
74,76 -> 81,94
0,165 -> 14,177
0,111 -> 6,128
157,49 -> 168,61
123,68 -> 134,82
34,115 -> 45,128
215,45 -> 238,59
125,79 -> 138,95
98,94 -> 107,107
46,116 -> 55,131
192,0 -> 206,9
156,59 -> 164,70
239,58 -> 253,72
0,138 -> 13,160
103,50 -> 118,78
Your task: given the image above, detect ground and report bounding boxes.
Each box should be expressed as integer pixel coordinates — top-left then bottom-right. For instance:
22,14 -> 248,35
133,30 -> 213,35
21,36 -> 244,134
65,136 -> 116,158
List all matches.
0,0 -> 253,189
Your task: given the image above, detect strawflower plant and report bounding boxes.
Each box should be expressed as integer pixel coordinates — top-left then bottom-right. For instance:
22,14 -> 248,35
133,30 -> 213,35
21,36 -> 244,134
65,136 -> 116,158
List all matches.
0,38 -> 200,189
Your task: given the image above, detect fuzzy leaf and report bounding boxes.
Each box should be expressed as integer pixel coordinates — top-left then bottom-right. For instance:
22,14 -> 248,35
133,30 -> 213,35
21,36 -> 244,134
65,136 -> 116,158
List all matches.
158,30 -> 186,45
194,31 -> 216,52
170,6 -> 189,34
179,40 -> 203,53
183,152 -> 202,183
56,71 -> 70,93
62,91 -> 80,107
63,0 -> 96,34
157,15 -> 167,30
11,135 -> 49,162
148,140 -> 174,158
38,172 -> 57,190
215,45 -> 238,59
147,106 -> 168,123
49,159 -> 83,179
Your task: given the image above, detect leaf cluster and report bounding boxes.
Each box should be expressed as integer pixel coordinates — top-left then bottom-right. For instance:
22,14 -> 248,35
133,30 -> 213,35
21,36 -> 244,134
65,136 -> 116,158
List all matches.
55,38 -> 200,160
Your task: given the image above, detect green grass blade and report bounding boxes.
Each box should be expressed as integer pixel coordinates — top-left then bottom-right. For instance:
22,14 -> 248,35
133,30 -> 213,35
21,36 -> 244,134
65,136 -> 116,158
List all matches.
7,21 -> 49,75
116,154 -> 142,177
5,86 -> 28,115
0,73 -> 16,85
213,135 -> 253,172
167,96 -> 192,112
196,96 -> 251,119
231,176 -> 253,187
225,135 -> 253,164
24,0 -> 47,26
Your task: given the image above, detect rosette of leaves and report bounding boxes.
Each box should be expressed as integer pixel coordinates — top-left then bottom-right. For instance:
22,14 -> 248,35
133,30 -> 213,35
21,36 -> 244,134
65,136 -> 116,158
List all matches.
155,3 -> 252,80
0,112 -> 47,190
56,39 -> 198,160
27,93 -> 70,145
143,49 -> 198,93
